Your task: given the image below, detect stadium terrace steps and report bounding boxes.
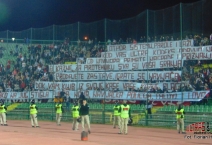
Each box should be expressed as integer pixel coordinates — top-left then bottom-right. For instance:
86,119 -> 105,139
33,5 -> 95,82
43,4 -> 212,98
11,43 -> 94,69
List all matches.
0,43 -> 29,66
130,107 -> 160,124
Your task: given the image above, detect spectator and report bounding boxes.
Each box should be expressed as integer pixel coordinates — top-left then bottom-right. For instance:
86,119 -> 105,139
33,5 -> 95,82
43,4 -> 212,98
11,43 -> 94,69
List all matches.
65,96 -> 71,112
146,100 -> 152,119
20,80 -> 26,91
79,92 -> 86,105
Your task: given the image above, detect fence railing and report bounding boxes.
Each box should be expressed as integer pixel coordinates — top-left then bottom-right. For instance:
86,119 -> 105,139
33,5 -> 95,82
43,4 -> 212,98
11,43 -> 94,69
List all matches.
4,100 -> 212,128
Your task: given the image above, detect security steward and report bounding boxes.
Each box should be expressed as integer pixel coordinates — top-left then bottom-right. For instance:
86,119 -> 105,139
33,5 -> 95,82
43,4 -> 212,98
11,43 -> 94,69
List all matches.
0,101 -> 8,126
55,100 -> 64,126
72,101 -> 80,131
175,104 -> 186,134
79,99 -> 91,134
118,100 -> 131,135
113,101 -> 120,129
29,99 -> 39,128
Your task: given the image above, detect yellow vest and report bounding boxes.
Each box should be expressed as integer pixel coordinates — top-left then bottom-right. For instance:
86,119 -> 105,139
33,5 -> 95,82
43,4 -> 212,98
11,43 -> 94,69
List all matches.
0,105 -> 6,113
56,104 -> 62,113
30,104 -> 37,114
72,105 -> 79,118
113,105 -> 120,116
175,109 -> 184,119
120,105 -> 130,118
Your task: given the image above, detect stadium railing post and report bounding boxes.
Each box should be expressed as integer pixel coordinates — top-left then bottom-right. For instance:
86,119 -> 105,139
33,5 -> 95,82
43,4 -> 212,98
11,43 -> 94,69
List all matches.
145,112 -> 148,126
102,109 -> 105,124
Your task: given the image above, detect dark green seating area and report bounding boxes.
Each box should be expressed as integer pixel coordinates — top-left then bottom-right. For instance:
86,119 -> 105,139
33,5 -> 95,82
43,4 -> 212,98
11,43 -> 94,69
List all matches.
7,102 -> 212,114
0,43 -> 27,65
89,103 -> 145,111
17,103 -> 55,108
10,102 -> 145,112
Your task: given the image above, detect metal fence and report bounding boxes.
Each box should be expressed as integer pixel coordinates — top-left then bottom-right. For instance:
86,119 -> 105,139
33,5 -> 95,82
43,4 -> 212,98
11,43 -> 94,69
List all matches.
0,0 -> 212,44
4,96 -> 212,128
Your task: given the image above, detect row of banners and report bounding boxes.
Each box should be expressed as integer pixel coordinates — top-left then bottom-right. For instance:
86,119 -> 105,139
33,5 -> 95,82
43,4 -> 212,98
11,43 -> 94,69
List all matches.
87,46 -> 212,64
34,81 -> 189,91
48,41 -> 212,72
102,47 -> 212,59
49,60 -> 183,72
53,71 -> 181,81
104,45 -> 212,59
104,40 -> 212,61
0,90 -> 209,101
39,40 -> 207,102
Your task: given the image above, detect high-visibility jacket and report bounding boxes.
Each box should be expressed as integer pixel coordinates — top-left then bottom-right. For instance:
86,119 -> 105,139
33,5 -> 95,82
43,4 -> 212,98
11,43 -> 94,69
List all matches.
113,105 -> 120,116
0,105 -> 6,113
56,104 -> 62,113
175,109 -> 184,119
120,105 -> 130,118
72,105 -> 79,118
30,104 -> 37,114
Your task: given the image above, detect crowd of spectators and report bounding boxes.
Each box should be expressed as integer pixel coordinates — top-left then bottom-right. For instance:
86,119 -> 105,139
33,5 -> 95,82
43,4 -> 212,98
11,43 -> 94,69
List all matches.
107,34 -> 212,46
0,37 -> 106,93
0,34 -> 211,104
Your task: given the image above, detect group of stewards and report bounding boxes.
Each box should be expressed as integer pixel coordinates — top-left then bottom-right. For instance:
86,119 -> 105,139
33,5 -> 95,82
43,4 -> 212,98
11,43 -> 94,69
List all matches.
113,100 -> 131,135
54,98 -> 91,133
0,97 -> 91,134
113,101 -> 186,135
0,98 -> 130,135
30,98 -> 91,134
1,96 -> 186,135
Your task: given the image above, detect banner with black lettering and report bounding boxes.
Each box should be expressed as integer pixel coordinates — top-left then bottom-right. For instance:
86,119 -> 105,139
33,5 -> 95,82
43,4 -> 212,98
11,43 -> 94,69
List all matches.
49,60 -> 183,72
53,71 -> 181,81
107,40 -> 193,51
34,81 -> 190,91
0,91 -> 53,100
63,90 -> 208,101
0,90 -> 208,101
102,45 -> 212,61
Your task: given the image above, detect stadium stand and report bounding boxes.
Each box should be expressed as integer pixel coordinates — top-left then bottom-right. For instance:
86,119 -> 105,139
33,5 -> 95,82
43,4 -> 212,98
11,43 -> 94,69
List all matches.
0,0 -> 212,128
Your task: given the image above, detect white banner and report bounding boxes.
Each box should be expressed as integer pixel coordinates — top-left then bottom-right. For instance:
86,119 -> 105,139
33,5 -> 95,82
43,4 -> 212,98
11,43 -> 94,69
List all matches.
107,40 -> 194,51
101,49 -> 180,61
85,58 -> 183,68
49,60 -> 183,72
0,90 -> 207,101
0,91 -> 53,100
63,90 -> 208,101
34,81 -> 189,91
53,71 -> 181,81
102,45 -> 212,61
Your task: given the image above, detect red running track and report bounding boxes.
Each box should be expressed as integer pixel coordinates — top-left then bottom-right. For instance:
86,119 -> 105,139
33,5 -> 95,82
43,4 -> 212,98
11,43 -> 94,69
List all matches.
0,120 -> 211,145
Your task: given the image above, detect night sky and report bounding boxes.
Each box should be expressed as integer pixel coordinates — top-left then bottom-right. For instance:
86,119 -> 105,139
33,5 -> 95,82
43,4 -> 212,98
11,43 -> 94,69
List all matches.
0,0 -> 200,31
